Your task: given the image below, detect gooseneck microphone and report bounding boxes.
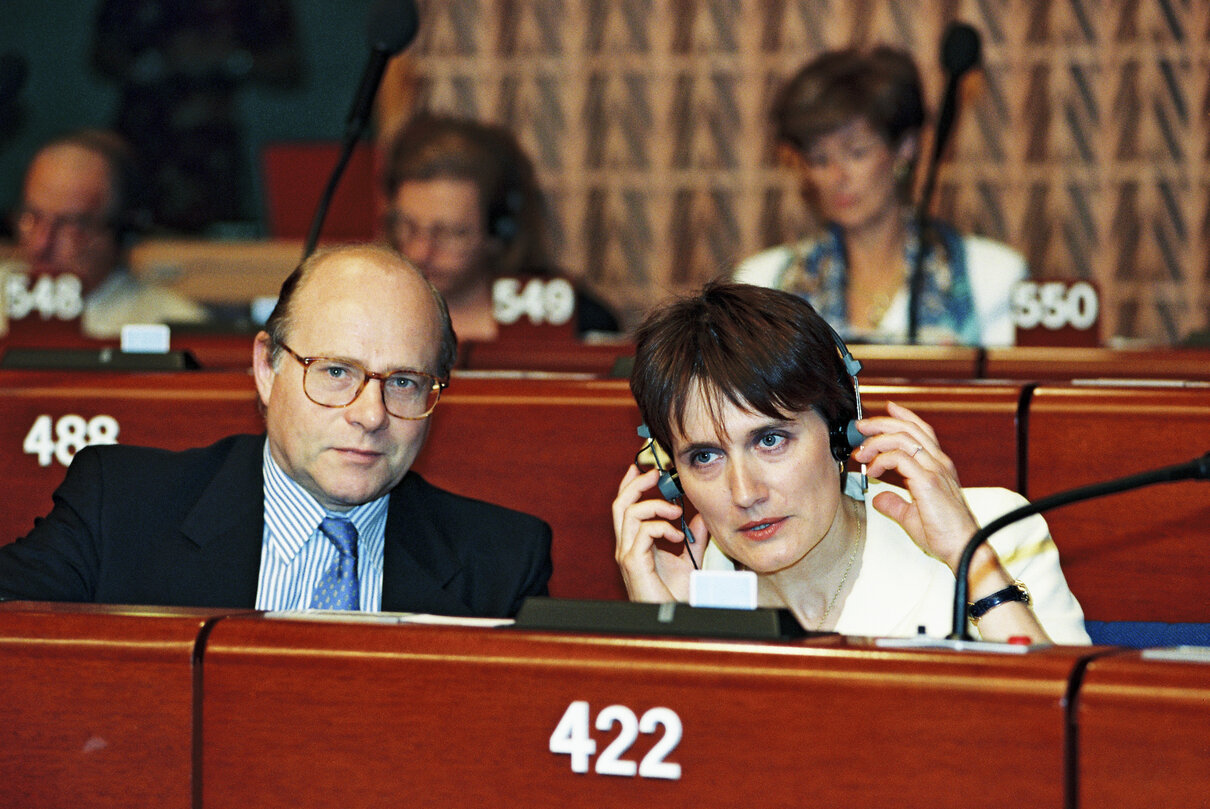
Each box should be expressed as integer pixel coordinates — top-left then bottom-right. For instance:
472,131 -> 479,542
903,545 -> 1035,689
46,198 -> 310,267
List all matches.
907,21 -> 981,344
949,452 -> 1210,640
303,0 -> 420,259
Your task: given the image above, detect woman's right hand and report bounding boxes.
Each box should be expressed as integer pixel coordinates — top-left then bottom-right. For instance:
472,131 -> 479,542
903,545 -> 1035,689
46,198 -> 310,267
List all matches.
612,464 -> 706,602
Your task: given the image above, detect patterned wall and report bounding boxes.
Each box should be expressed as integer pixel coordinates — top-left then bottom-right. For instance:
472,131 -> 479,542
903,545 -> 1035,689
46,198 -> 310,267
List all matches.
382,0 -> 1210,345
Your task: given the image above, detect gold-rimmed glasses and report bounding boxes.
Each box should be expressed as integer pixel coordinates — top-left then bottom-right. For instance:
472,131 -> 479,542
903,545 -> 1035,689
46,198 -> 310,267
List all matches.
277,342 -> 447,420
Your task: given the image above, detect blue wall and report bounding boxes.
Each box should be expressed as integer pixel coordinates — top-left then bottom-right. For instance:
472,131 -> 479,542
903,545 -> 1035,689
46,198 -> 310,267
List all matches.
1,0 -> 376,236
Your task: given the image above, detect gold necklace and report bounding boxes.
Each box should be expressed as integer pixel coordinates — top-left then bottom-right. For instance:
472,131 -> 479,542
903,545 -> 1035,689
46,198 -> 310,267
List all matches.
816,506 -> 864,630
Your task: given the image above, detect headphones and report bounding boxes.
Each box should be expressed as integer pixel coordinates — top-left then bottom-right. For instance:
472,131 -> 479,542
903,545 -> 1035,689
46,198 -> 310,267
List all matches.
637,322 -> 864,502
825,322 -> 865,463
486,155 -> 526,245
488,188 -> 521,243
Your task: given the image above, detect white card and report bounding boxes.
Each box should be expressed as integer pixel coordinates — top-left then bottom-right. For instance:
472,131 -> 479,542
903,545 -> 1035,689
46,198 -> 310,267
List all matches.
689,569 -> 758,610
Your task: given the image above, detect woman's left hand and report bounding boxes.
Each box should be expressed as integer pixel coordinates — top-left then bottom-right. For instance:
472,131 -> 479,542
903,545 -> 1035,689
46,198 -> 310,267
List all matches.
849,401 -> 979,572
852,402 -> 1050,644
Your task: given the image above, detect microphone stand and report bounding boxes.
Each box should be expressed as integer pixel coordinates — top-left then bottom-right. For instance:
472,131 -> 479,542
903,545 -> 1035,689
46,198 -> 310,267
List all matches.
302,0 -> 419,260
950,453 -> 1210,640
303,134 -> 363,260
907,23 -> 980,344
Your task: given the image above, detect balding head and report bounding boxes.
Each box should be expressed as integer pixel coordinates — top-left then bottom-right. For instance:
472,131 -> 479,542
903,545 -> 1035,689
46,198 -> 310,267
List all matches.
264,244 -> 458,379
17,133 -> 131,291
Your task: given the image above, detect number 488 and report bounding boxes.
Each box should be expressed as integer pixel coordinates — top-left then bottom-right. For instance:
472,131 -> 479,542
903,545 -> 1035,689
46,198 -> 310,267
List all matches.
22,414 -> 120,467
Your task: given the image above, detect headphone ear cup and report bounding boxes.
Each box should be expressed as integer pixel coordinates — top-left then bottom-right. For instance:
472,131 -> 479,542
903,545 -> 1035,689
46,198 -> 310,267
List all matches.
830,419 -> 863,461
656,468 -> 685,501
491,213 -> 517,242
490,189 -> 524,243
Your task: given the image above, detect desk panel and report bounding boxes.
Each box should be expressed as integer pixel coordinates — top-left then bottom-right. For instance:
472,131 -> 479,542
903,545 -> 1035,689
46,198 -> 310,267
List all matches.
852,344 -> 982,380
1025,384 -> 1210,622
1077,649 -> 1210,808
985,346 -> 1210,382
0,601 -> 228,809
0,323 -> 257,371
202,615 -> 1087,809
861,382 -> 1025,491
458,338 -> 634,374
0,370 -> 262,543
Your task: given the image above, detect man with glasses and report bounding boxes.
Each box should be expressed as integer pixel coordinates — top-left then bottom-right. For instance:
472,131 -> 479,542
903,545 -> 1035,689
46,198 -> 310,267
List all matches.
3,129 -> 208,337
0,244 -> 553,616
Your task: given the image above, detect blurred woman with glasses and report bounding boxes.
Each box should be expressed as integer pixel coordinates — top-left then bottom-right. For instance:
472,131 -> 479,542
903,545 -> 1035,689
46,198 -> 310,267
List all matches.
381,113 -> 619,341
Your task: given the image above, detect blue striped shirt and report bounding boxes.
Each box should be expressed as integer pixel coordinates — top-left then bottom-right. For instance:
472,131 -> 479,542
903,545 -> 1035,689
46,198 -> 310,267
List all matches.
256,441 -> 388,610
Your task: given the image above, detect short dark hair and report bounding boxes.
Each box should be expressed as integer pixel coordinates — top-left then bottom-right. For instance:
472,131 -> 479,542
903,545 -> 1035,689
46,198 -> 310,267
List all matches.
381,113 -> 551,278
630,280 -> 857,454
772,45 -> 924,154
263,244 -> 458,379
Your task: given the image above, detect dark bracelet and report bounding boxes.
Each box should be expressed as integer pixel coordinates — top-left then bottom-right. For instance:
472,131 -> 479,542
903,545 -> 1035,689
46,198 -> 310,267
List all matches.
967,581 -> 1031,624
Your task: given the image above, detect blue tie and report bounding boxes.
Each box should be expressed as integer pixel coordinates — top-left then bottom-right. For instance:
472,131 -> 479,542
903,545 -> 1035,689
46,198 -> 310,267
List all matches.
309,517 -> 360,610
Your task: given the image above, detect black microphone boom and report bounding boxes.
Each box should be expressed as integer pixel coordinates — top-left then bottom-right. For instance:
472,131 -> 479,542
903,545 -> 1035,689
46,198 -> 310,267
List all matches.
345,0 -> 421,139
907,21 -> 981,344
949,452 -> 1210,640
303,0 -> 420,259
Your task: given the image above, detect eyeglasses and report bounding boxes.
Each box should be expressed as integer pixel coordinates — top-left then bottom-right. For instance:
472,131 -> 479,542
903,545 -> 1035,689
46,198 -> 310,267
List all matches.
277,342 -> 447,420
14,204 -> 109,248
386,209 -> 482,255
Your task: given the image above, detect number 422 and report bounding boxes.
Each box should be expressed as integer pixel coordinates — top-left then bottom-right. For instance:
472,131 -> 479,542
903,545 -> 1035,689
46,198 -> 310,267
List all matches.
549,701 -> 682,780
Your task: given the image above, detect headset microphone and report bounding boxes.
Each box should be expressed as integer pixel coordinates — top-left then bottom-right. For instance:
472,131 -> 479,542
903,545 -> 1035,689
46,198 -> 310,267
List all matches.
635,425 -> 699,568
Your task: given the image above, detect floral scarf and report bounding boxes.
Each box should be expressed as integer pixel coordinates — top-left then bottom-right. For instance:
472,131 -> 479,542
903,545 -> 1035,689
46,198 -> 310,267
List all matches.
778,220 -> 980,345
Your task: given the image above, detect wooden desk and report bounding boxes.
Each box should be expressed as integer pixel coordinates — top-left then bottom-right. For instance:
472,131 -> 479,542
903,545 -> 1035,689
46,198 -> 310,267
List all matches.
1076,648 -> 1210,808
0,601 -> 235,809
985,346 -> 1210,382
201,614 -> 1089,808
0,370 -> 261,542
130,238 -> 299,304
1024,383 -> 1210,622
459,338 -> 634,375
0,325 -> 258,371
852,344 -> 982,380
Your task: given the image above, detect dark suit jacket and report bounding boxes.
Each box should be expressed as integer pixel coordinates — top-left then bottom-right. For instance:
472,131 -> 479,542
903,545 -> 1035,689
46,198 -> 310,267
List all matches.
0,434 -> 551,617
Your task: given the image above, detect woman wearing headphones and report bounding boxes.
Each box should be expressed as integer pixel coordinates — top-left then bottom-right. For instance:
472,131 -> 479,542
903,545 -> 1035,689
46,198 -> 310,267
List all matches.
612,281 -> 1088,642
381,113 -> 619,341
